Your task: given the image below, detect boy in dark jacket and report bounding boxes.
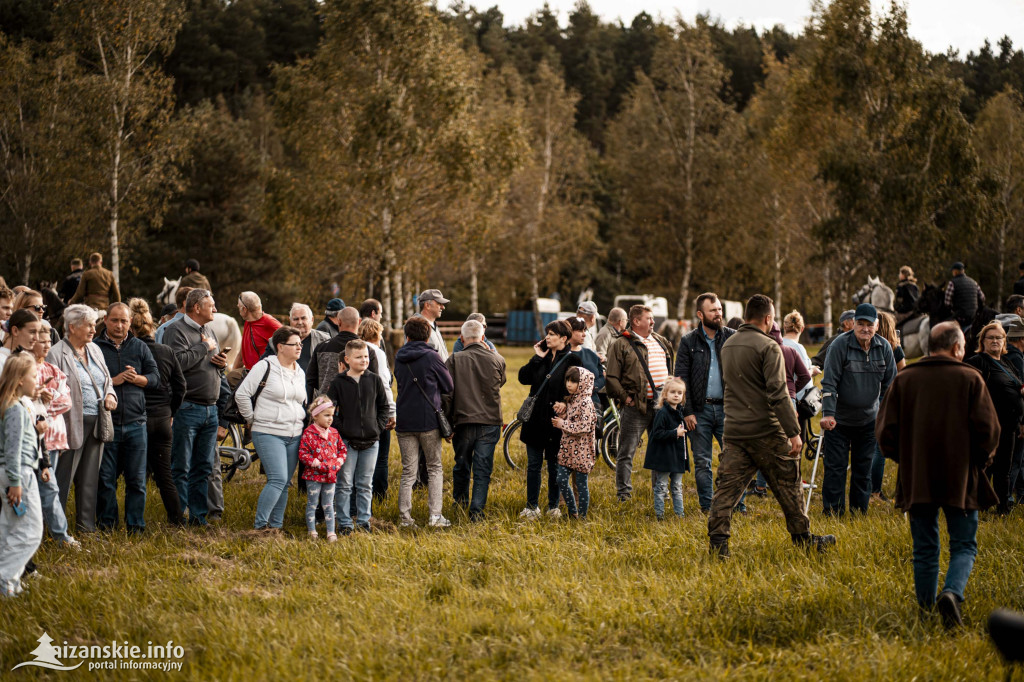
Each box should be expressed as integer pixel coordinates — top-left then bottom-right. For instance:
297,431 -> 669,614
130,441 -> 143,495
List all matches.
327,339 -> 391,533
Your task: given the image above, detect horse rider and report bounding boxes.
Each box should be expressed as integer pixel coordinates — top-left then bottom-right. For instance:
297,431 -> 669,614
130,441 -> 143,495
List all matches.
893,266 -> 920,327
944,261 -> 985,332
179,259 -> 212,293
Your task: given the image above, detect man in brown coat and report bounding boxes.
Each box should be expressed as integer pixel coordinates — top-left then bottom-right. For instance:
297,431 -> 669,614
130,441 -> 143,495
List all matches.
69,252 -> 120,310
876,321 -> 1000,629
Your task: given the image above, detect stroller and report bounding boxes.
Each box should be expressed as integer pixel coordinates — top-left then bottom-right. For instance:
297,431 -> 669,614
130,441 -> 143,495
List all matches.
796,385 -> 824,512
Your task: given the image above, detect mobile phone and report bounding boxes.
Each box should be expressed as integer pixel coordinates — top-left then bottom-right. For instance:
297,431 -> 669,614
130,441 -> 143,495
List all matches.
44,376 -> 56,386
221,347 -> 232,354
537,339 -> 548,351
5,488 -> 25,517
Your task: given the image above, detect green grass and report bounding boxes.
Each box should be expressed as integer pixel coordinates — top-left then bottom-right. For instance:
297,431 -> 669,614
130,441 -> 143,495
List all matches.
2,345 -> 1023,680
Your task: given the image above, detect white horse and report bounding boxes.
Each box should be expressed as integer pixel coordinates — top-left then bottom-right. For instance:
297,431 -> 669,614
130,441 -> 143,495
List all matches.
852,276 -> 895,313
156,276 -> 242,367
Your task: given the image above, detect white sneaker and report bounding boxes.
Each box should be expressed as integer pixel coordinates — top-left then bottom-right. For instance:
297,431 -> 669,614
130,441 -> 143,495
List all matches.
428,515 -> 452,528
546,508 -> 562,519
63,537 -> 82,551
519,507 -> 541,519
400,518 -> 418,528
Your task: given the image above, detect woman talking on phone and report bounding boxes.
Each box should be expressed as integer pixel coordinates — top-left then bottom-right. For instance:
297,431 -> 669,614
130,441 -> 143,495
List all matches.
517,319 -> 582,519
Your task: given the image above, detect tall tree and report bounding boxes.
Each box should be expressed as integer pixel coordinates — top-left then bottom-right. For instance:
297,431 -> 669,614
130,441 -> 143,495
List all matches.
59,0 -> 186,285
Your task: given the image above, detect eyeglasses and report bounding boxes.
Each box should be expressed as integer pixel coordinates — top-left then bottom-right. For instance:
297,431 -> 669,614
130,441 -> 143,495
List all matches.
29,304 -> 46,313
985,335 -> 1006,342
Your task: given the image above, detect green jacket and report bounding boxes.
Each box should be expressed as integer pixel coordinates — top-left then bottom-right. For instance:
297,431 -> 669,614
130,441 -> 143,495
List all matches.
720,324 -> 800,441
605,329 -> 675,416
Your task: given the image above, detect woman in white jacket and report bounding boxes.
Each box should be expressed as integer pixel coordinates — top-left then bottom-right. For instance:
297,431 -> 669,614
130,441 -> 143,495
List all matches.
235,326 -> 306,531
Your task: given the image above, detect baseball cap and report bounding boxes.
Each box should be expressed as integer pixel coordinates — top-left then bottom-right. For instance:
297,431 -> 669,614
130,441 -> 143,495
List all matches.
419,289 -> 450,305
854,303 -> 878,322
951,261 -> 965,271
577,301 -> 598,316
160,304 -> 177,318
839,309 -> 856,324
325,298 -> 345,313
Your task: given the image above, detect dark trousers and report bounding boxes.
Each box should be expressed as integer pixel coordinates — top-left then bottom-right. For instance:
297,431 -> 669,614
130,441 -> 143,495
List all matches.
97,421 -> 148,532
708,436 -> 809,544
990,427 -> 1017,509
821,422 -> 875,515
147,411 -> 182,524
526,440 -> 560,511
372,428 -> 392,500
452,424 -> 500,518
1009,436 -> 1024,502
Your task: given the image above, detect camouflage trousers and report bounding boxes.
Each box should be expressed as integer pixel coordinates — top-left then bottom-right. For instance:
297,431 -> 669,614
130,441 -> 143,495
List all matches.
708,435 -> 810,543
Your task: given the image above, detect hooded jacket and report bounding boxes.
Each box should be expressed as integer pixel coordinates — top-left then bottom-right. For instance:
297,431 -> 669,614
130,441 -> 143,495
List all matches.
306,330 -> 379,402
234,355 -> 306,438
556,366 -> 598,473
644,403 -> 690,473
326,370 -> 390,449
394,341 -> 453,433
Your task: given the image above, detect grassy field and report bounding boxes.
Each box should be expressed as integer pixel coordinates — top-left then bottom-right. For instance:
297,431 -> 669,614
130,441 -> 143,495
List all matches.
2,345 -> 1023,680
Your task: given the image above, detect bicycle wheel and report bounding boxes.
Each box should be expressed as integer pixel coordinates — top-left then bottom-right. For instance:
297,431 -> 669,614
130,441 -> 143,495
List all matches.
600,422 -> 619,470
502,419 -> 528,470
219,423 -> 250,482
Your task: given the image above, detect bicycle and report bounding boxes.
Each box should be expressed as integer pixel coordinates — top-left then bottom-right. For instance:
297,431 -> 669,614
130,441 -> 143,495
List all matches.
218,422 -> 255,482
501,401 -> 620,471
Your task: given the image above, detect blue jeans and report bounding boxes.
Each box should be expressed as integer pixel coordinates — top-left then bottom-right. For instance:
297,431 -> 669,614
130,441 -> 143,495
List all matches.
170,402 -> 219,525
871,443 -> 886,494
305,482 -> 336,534
687,403 -> 724,511
452,424 -> 500,518
372,428 -> 391,500
556,465 -> 589,518
526,441 -> 560,510
335,440 -> 379,530
821,421 -> 875,515
37,450 -> 71,543
252,432 -> 300,529
97,421 -> 148,531
908,506 -> 979,607
653,471 -> 684,518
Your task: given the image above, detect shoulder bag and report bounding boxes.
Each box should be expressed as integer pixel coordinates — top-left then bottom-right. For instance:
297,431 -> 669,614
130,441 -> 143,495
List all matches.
627,338 -> 661,405
80,350 -> 114,443
411,375 -> 453,439
517,351 -> 572,423
221,362 -> 272,425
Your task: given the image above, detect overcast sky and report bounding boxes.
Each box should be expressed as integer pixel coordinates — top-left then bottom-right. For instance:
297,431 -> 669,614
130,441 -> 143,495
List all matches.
479,1 -> 1023,55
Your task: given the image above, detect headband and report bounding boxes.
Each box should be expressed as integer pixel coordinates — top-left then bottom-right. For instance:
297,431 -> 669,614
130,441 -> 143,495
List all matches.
311,400 -> 334,418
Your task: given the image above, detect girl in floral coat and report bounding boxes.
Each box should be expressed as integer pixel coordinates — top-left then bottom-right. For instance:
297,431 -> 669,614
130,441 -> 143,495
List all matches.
299,396 -> 346,541
552,366 -> 597,519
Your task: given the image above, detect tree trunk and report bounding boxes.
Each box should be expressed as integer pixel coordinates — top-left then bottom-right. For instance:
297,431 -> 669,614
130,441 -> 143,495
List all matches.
530,252 -> 542,336
405,279 -> 415,321
393,270 -> 403,329
469,254 -> 479,314
380,206 -> 393,329
997,219 -> 1006,306
823,264 -> 833,339
529,90 -> 554,337
773,237 -> 783,314
109,138 -> 121,286
367,270 -> 375,299
677,245 -> 692,321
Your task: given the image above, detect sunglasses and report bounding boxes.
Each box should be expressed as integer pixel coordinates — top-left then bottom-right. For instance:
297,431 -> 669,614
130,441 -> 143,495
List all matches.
29,304 -> 46,313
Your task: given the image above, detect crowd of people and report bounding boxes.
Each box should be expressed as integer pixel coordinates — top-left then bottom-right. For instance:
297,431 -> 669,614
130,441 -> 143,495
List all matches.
0,256 -> 1020,631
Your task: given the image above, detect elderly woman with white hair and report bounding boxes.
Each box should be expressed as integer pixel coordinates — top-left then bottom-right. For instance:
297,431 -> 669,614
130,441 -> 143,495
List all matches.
46,304 -> 117,533
289,302 -> 330,372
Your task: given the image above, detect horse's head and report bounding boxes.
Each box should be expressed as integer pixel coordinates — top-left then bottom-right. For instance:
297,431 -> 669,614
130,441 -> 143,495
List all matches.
852,281 -> 871,304
868,275 -> 881,287
156,277 -> 181,306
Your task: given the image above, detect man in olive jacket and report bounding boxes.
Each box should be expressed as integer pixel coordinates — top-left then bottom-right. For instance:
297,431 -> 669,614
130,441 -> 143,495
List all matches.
69,252 -> 120,310
876,321 -> 1000,629
605,304 -> 675,501
708,295 -> 836,558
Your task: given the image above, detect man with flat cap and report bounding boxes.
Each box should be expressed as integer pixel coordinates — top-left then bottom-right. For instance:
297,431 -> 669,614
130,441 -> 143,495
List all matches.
812,309 -> 856,370
944,262 -> 985,332
576,301 -> 599,351
819,303 -> 897,515
413,289 -> 450,362
317,298 -> 346,338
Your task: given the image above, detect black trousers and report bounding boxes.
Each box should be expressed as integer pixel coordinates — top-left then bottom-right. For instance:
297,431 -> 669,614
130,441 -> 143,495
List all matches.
147,409 -> 183,524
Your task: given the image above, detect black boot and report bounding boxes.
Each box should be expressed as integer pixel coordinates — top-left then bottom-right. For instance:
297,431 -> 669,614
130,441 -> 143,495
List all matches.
709,535 -> 730,560
936,591 -> 963,630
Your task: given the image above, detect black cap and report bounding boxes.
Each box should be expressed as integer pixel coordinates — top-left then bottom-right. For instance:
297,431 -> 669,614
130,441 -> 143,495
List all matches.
951,261 -> 965,271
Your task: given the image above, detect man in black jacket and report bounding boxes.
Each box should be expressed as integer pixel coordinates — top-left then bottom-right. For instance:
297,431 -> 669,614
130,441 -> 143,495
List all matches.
95,302 -> 160,533
674,293 -> 735,512
59,258 -> 84,304
306,306 -> 377,401
944,262 -> 986,331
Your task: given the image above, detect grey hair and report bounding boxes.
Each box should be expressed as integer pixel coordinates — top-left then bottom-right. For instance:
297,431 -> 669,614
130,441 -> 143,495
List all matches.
185,288 -> 212,313
461,319 -> 485,342
290,302 -> 313,320
467,312 -> 486,325
607,307 -> 627,325
63,304 -> 97,333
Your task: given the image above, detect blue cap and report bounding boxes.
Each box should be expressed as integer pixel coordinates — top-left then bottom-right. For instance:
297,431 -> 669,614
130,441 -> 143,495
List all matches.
325,298 -> 345,313
854,303 -> 877,322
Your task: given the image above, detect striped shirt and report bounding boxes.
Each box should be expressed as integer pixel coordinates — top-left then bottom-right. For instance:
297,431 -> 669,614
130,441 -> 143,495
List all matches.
640,334 -> 670,398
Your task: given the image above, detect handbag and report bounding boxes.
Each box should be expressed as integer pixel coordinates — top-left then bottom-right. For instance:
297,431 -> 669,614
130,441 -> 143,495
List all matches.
80,350 -> 114,443
797,385 -> 823,420
411,376 -> 453,439
221,363 -> 271,425
517,352 -> 573,423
